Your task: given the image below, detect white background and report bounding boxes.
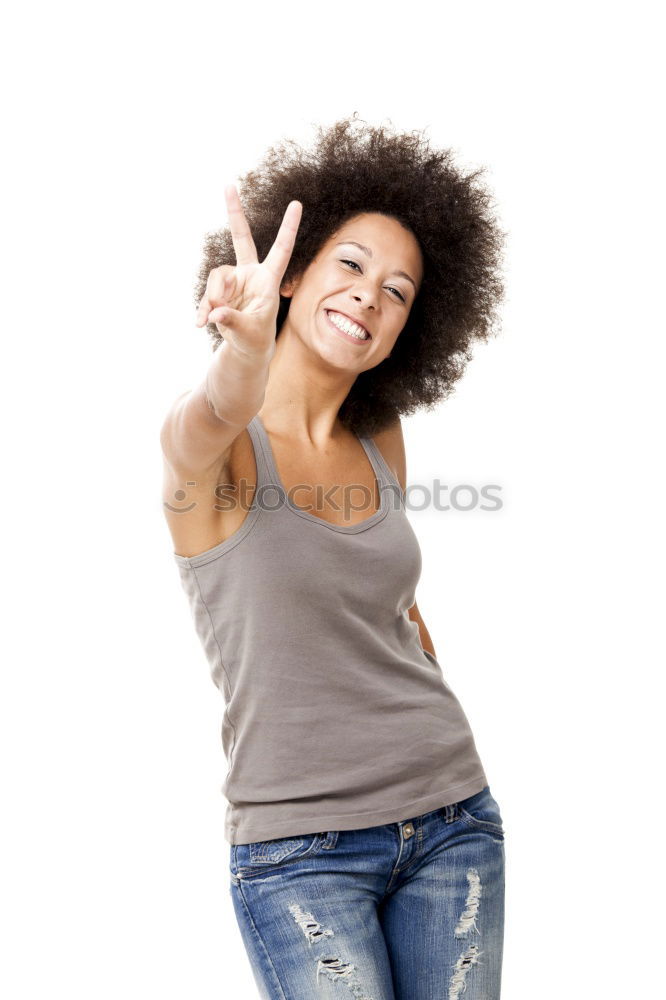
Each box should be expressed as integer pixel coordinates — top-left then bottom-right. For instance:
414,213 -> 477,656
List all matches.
2,1 -> 663,997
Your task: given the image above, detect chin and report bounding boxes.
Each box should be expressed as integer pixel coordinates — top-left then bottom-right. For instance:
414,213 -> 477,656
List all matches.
309,331 -> 367,372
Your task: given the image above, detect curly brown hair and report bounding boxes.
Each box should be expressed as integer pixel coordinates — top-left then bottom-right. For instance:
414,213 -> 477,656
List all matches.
194,113 -> 507,437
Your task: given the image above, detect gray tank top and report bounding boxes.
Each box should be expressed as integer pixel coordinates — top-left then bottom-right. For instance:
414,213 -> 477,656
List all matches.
173,414 -> 488,845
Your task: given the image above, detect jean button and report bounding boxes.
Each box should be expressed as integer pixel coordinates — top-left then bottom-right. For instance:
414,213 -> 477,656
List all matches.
403,822 -> 415,839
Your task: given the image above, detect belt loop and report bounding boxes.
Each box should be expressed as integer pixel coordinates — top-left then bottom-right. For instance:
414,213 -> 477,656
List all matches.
444,803 -> 457,823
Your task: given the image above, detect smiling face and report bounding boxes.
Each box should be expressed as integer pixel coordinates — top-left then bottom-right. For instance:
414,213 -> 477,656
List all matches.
279,212 -> 424,371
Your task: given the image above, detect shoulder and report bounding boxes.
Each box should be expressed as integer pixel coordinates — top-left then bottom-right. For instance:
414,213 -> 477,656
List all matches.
370,417 -> 407,495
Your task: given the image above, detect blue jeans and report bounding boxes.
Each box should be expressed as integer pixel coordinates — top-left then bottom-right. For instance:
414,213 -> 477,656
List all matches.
229,784 -> 505,999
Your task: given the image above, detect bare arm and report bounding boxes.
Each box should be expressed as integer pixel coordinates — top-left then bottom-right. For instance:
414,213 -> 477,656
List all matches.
160,344 -> 273,478
161,184 -> 302,476
160,187 -> 303,559
373,417 -> 438,659
408,601 -> 437,658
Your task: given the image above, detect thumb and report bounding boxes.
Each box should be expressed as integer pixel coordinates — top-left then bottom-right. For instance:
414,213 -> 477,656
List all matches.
208,304 -> 245,329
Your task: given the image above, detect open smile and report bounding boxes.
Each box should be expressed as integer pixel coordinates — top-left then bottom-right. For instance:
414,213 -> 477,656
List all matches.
324,309 -> 372,344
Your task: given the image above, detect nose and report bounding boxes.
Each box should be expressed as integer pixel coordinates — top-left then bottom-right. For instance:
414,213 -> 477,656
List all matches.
351,285 -> 378,309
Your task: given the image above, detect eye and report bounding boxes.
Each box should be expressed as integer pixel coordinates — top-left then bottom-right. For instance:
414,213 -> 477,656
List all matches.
340,259 -> 406,302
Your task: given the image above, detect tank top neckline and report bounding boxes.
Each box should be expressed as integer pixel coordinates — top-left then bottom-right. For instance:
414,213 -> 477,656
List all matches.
250,413 -> 392,534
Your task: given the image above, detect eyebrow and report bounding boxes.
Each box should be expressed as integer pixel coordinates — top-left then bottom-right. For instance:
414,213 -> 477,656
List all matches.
334,241 -> 418,292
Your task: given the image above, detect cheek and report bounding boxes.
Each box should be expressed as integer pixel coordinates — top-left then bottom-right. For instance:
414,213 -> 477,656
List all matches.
387,318 -> 408,346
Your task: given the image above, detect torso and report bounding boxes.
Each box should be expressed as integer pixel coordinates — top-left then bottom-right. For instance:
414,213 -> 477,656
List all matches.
164,415 -> 401,560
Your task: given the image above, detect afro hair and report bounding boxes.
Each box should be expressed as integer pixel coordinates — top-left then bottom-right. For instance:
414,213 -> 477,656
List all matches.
194,112 -> 506,437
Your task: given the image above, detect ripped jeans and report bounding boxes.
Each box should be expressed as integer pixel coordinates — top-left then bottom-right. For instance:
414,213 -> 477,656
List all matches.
228,784 -> 505,999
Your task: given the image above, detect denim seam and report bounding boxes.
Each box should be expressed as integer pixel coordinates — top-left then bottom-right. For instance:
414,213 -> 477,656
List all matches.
458,807 -> 505,838
396,824 -> 425,874
234,881 -> 288,999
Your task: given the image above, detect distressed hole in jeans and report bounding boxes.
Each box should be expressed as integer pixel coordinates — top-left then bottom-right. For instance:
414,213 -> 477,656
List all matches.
455,867 -> 482,938
317,956 -> 375,1000
288,902 -> 334,945
449,944 -> 483,999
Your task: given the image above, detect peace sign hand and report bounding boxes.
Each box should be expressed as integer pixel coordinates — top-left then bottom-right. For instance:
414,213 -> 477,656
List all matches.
195,185 -> 302,360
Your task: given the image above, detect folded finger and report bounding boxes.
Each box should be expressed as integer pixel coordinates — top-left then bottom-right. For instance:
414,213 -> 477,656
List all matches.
195,297 -> 211,327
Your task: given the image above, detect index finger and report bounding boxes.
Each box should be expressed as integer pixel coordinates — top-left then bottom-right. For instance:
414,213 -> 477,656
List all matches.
262,200 -> 303,283
225,184 -> 259,267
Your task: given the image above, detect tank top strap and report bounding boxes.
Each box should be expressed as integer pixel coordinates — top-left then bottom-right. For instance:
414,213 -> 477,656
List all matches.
246,415 -> 279,490
248,414 -> 404,506
358,434 -> 405,507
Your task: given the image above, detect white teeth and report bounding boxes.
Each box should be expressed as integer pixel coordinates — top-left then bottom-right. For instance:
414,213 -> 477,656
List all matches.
327,310 -> 368,340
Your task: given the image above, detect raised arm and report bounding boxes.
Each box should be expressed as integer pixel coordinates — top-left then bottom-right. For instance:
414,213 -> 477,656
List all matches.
161,185 -> 303,473
160,186 -> 302,558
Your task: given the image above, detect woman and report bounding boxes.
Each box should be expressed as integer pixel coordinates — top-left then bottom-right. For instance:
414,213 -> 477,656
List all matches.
161,115 -> 507,999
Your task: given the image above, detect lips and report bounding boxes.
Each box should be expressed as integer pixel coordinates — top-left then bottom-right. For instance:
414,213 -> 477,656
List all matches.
325,309 -> 372,339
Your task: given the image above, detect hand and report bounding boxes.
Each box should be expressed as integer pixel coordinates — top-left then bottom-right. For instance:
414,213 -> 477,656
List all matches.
195,185 -> 302,359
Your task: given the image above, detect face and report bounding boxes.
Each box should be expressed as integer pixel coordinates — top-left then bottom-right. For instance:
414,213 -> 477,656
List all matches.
280,212 -> 424,370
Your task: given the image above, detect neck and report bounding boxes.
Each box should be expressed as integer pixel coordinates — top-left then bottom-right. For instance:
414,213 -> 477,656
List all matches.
258,320 -> 359,446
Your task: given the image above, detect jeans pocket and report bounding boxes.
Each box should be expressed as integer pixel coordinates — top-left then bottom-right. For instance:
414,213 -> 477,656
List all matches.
232,831 -> 338,880
457,785 -> 505,838
248,833 -> 322,865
